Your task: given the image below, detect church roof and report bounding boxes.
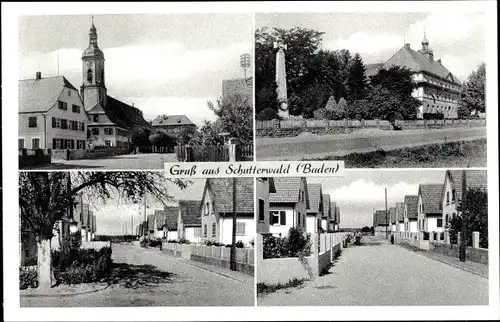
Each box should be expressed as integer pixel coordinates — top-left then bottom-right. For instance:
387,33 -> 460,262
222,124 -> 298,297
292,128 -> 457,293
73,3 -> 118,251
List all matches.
82,44 -> 104,59
19,75 -> 78,113
87,96 -> 150,130
384,44 -> 460,84
152,114 -> 196,127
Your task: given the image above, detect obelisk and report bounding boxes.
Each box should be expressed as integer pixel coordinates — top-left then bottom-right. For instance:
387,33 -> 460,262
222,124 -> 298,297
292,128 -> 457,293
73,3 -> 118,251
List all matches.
274,41 -> 289,118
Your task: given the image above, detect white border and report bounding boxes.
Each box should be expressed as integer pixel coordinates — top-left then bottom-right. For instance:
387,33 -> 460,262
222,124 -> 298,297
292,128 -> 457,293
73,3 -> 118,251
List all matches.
3,1 -> 499,321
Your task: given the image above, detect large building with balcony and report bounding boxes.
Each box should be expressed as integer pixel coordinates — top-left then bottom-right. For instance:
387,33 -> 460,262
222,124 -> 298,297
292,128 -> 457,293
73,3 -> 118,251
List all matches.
367,35 -> 461,119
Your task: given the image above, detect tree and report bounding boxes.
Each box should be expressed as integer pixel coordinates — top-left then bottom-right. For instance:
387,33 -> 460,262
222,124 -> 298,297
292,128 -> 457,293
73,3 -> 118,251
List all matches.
335,98 -> 348,120
324,95 -> 337,111
346,53 -> 368,103
149,130 -> 175,152
19,172 -> 186,288
208,94 -> 253,144
131,126 -> 151,149
460,63 -> 486,116
176,126 -> 197,146
346,99 -> 371,120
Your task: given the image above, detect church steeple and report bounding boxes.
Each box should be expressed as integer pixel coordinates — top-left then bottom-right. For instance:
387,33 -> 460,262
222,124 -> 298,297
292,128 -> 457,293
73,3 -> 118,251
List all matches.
81,16 -> 107,111
421,33 -> 429,52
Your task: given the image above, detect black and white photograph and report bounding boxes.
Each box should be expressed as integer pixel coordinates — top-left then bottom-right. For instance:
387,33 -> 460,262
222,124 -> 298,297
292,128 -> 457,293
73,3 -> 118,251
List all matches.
19,172 -> 255,307
256,170 -> 488,306
255,12 -> 487,167
18,13 -> 254,170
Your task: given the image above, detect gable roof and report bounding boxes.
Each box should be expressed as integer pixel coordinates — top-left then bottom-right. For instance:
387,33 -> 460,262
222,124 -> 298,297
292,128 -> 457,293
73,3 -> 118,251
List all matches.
419,184 -> 443,214
322,194 -> 331,218
163,206 -> 179,230
269,177 -> 303,204
178,200 -> 201,227
384,45 -> 460,84
204,178 -> 254,214
396,202 -> 405,222
152,114 -> 196,127
404,195 -> 419,219
389,207 -> 397,224
306,184 -> 323,213
374,210 -> 389,226
19,76 -> 79,113
330,202 -> 337,220
154,210 -> 165,229
94,95 -> 149,130
445,170 -> 488,201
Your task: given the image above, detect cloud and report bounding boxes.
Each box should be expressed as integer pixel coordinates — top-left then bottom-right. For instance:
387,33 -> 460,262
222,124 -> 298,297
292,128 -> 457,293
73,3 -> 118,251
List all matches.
325,179 -> 418,203
331,32 -> 404,55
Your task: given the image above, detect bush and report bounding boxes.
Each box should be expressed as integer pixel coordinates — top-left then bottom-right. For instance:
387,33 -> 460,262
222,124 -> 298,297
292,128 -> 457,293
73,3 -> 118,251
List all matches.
179,238 -> 191,244
20,268 -> 38,290
257,108 -> 279,121
262,235 -> 287,259
148,238 -> 162,247
51,246 -> 112,285
167,239 -> 178,243
205,240 -> 225,247
285,227 -> 311,257
313,108 -> 331,120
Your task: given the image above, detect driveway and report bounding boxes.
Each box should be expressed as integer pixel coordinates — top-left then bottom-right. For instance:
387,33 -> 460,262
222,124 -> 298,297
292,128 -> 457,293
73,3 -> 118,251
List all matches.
258,236 -> 488,306
21,243 -> 254,307
256,127 -> 487,160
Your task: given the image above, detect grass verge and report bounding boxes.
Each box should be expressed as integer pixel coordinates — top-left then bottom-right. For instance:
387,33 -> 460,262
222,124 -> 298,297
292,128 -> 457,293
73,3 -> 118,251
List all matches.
257,278 -> 307,297
308,138 -> 486,168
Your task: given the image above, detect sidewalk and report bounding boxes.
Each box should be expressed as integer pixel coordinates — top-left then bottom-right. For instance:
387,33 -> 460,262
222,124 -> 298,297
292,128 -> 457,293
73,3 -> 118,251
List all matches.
396,241 -> 488,279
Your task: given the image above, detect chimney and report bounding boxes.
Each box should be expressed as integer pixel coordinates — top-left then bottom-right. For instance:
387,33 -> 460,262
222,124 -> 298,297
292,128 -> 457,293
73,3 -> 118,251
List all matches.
36,71 -> 42,80
437,59 -> 441,64
132,103 -> 134,107
404,43 -> 411,49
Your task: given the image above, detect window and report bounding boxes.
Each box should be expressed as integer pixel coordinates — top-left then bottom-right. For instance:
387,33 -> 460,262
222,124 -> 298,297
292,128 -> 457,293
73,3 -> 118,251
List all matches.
258,199 -> 265,221
70,120 -> 78,131
298,212 -> 301,226
91,128 -> 99,135
105,140 -> 111,146
445,214 -> 449,226
77,140 -> 86,149
270,211 -> 286,225
104,128 -> 113,135
52,138 -> 63,149
87,68 -> 93,83
437,218 -> 443,228
93,115 -> 99,122
79,122 -> 85,132
203,224 -> 207,237
66,139 -> 74,149
446,192 -> 449,205
61,119 -> 68,129
58,101 -> 68,110
52,117 -> 56,128
211,223 -> 216,237
451,189 -> 456,202
236,222 -> 245,236
28,116 -> 37,128
194,227 -> 201,237
18,139 -> 25,149
32,138 -> 40,149
72,105 -> 80,113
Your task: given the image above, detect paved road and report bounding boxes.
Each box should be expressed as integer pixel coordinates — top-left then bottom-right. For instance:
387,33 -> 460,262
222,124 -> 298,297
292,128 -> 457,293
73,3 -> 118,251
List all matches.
258,236 -> 488,306
256,127 -> 487,160
21,244 -> 254,307
26,153 -> 177,170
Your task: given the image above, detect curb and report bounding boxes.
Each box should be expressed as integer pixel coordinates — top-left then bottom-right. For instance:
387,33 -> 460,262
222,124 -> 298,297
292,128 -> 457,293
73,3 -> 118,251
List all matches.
20,283 -> 110,298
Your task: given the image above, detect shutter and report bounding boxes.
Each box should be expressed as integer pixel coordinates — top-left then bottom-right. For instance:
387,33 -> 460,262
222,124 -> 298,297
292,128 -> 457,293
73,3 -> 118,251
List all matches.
52,117 -> 56,128
280,211 -> 286,225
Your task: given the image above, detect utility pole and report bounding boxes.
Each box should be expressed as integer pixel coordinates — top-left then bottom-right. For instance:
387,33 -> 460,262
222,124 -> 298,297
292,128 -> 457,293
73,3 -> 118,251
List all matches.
230,178 -> 237,271
385,187 -> 388,239
459,170 -> 467,262
143,196 -> 147,239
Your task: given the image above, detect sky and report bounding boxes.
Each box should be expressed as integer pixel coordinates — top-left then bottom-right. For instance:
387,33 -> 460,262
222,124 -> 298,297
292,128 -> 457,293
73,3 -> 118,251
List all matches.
18,14 -> 253,126
81,178 -> 206,235
256,12 -> 486,82
308,170 -> 446,228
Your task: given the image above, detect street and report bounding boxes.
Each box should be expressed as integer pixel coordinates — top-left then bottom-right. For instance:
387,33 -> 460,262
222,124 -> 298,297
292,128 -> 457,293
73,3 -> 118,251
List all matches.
22,153 -> 177,170
258,236 -> 488,306
21,243 -> 254,307
256,127 -> 487,161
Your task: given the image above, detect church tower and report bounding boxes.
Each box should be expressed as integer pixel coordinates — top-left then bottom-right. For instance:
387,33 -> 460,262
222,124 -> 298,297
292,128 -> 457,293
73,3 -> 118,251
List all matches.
81,17 -> 107,111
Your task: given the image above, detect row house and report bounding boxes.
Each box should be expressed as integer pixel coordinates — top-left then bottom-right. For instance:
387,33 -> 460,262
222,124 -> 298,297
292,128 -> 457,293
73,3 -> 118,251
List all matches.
19,73 -> 88,150
256,178 -> 276,235
321,194 -> 331,232
200,178 -> 255,246
417,184 -> 444,233
152,207 -> 179,240
268,177 -> 309,237
373,210 -> 389,238
306,183 -> 323,234
329,202 -> 337,232
395,202 -> 405,233
403,195 -> 419,233
177,200 -> 202,243
389,207 -> 397,232
333,205 -> 341,231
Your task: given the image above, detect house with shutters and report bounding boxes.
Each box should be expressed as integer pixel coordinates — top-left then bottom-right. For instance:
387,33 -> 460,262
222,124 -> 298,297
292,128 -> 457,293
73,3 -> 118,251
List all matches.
151,115 -> 197,137
177,200 -> 202,243
256,178 -> 276,235
440,170 -> 487,229
417,184 -> 444,233
200,178 -> 255,246
18,73 -> 89,150
268,177 -> 309,237
395,202 -> 405,233
366,35 -> 461,119
403,195 -> 419,233
306,183 -> 323,234
321,194 -> 330,232
333,204 -> 341,231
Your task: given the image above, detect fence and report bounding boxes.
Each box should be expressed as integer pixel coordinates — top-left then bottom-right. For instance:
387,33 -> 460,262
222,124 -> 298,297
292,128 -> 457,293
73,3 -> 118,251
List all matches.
80,241 -> 111,250
160,242 -> 254,275
51,147 -> 129,161
257,232 -> 354,285
256,118 -> 486,138
19,148 -> 52,168
175,143 -> 254,162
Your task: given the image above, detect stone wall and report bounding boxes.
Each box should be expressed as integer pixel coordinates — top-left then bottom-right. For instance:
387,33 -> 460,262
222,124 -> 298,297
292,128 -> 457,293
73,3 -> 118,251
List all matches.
19,148 -> 51,168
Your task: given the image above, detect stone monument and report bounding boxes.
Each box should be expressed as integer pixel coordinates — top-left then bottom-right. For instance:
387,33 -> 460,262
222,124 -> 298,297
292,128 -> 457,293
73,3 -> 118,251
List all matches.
274,40 -> 289,118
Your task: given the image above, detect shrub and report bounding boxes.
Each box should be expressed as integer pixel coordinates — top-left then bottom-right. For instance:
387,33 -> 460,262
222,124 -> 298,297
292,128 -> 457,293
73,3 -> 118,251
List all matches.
20,268 -> 38,290
262,235 -> 287,259
148,238 -> 162,247
257,108 -> 279,121
178,238 -> 191,244
313,108 -> 331,120
167,239 -> 178,243
285,227 -> 311,257
205,240 -> 225,247
235,240 -> 244,248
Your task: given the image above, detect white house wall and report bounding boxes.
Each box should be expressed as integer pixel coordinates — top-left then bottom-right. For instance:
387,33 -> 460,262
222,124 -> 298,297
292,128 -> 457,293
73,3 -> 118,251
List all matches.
442,175 -> 458,228
269,206 -> 294,237
220,217 -> 255,246
306,214 -> 317,234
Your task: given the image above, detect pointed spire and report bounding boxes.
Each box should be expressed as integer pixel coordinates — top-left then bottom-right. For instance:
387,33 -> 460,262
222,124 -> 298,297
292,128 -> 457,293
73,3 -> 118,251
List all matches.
89,15 -> 98,46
